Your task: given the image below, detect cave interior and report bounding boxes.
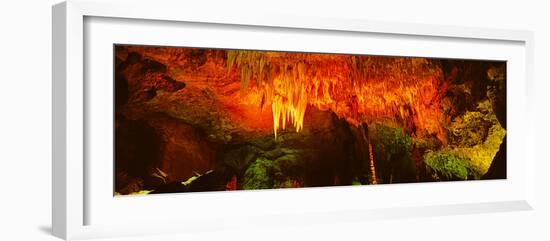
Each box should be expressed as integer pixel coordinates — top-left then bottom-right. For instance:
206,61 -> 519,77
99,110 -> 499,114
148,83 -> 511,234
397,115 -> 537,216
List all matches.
114,45 -> 506,195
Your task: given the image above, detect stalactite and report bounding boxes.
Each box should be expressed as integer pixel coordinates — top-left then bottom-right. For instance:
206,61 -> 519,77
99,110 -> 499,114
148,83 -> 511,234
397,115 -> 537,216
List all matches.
226,50 -> 447,141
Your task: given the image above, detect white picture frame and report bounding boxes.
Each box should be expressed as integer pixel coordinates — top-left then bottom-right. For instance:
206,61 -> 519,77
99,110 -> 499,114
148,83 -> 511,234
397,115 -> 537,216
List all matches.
52,0 -> 535,240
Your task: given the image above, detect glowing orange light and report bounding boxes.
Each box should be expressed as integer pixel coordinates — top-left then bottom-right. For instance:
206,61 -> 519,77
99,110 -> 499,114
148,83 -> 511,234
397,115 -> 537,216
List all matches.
229,51 -> 447,142
271,77 -> 308,137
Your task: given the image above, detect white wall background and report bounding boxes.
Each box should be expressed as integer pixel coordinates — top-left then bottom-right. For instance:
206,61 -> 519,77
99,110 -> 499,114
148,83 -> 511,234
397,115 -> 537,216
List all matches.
0,0 -> 548,240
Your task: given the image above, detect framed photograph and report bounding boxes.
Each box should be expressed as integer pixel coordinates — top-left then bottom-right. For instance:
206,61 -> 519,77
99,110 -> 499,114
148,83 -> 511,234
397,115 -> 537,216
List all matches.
52,0 -> 535,240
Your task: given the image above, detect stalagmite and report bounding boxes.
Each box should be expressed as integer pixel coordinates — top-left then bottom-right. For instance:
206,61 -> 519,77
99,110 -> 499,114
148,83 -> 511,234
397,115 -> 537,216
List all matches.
368,141 -> 377,185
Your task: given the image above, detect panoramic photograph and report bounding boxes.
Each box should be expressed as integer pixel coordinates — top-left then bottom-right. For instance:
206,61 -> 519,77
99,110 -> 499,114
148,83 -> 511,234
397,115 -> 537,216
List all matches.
113,45 -> 506,195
